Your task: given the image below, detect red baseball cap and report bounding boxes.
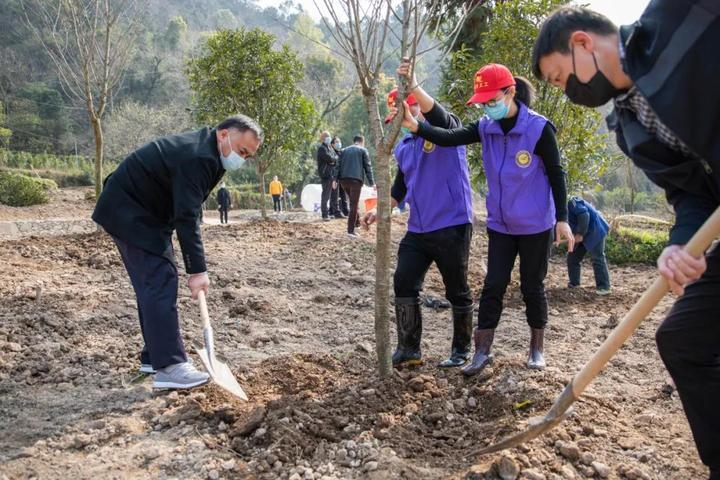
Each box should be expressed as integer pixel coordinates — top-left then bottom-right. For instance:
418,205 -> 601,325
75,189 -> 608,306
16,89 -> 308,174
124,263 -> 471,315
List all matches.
384,88 -> 418,124
465,64 -> 516,105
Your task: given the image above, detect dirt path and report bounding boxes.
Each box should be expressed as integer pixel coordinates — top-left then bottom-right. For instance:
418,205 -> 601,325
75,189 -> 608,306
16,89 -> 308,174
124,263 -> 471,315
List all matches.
0,216 -> 706,479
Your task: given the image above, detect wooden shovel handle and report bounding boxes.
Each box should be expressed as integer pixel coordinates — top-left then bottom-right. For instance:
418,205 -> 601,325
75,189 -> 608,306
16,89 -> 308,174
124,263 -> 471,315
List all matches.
197,290 -> 212,331
573,207 -> 720,395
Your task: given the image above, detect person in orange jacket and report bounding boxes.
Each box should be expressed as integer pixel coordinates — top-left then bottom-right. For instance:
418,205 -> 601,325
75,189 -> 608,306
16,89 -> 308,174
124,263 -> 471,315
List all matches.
269,175 -> 283,212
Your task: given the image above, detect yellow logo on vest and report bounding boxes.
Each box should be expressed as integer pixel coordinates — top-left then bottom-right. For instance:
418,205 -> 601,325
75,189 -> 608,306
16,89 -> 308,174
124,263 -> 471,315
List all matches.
423,140 -> 436,153
515,150 -> 532,168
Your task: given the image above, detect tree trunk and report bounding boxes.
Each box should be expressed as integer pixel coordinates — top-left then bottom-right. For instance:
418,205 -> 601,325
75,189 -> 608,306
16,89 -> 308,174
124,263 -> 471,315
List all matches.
259,170 -> 268,220
91,115 -> 104,197
363,94 -> 393,378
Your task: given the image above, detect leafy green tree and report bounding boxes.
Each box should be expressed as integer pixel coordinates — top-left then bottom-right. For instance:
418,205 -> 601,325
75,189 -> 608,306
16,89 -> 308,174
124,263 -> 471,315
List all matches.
439,0 -> 611,192
0,100 -> 11,164
186,28 -> 316,218
162,16 -> 188,52
211,9 -> 238,30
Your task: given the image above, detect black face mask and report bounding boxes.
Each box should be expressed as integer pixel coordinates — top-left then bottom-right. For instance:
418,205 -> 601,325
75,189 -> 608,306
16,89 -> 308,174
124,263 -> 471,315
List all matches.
565,46 -> 623,107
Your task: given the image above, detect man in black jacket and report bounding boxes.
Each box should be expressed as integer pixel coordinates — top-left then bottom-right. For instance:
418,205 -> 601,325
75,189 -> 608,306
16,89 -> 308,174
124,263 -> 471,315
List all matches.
217,182 -> 231,224
533,3 -> 720,477
338,135 -> 374,237
316,131 -> 341,220
93,114 -> 263,389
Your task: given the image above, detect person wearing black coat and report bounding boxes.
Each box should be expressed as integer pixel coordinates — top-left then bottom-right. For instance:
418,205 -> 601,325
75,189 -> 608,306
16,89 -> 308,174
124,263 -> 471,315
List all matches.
217,182 -> 231,224
338,135 -> 375,236
316,131 -> 341,220
331,136 -> 349,217
533,3 -> 720,477
92,114 -> 263,389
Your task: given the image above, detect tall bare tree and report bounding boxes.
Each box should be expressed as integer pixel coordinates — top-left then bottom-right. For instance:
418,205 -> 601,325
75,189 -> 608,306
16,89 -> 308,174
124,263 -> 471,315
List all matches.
313,0 -> 468,376
22,0 -> 140,196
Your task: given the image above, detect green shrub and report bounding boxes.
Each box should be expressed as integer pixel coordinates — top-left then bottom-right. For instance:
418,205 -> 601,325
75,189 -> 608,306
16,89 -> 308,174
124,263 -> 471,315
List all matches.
0,171 -> 50,206
605,226 -> 668,265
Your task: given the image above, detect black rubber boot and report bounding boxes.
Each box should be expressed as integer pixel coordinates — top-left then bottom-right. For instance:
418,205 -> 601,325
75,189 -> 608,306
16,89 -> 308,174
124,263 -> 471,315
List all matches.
439,304 -> 473,368
461,328 -> 495,376
392,297 -> 423,367
527,327 -> 546,369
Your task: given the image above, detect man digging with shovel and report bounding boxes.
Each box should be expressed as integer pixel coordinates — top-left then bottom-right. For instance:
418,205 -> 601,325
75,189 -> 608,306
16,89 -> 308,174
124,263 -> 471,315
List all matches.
528,4 -> 720,477
93,114 -> 263,390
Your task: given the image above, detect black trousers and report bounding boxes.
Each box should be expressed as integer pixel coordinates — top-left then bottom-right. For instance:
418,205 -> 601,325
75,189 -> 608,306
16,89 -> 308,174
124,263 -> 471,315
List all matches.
656,244 -> 720,475
219,207 -> 228,223
340,178 -> 363,234
338,183 -> 349,215
272,195 -> 281,212
393,223 -> 473,308
320,177 -> 338,217
478,228 -> 553,329
112,236 -> 187,370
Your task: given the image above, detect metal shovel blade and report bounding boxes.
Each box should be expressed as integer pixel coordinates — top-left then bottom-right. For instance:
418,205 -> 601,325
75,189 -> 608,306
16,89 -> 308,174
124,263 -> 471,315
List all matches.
196,291 -> 249,401
472,384 -> 576,455
472,207 -> 720,457
196,346 -> 249,401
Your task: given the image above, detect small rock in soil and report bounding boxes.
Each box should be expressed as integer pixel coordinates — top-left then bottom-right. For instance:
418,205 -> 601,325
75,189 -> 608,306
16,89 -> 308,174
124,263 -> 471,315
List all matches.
496,455 -> 520,480
591,461 -> 610,478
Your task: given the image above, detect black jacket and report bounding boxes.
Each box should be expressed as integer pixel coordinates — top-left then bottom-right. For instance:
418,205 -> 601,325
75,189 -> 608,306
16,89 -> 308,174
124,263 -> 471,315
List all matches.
316,143 -> 338,180
217,187 -> 231,209
610,0 -> 720,244
92,127 -> 225,274
338,144 -> 374,185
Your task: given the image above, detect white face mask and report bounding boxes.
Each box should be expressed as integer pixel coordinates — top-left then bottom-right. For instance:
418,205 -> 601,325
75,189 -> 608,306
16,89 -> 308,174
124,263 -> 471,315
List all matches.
220,133 -> 246,171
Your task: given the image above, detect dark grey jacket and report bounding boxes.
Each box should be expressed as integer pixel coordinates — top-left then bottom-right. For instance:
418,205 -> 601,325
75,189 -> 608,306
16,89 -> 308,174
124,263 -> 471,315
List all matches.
338,144 -> 374,185
609,0 -> 720,244
92,127 -> 225,274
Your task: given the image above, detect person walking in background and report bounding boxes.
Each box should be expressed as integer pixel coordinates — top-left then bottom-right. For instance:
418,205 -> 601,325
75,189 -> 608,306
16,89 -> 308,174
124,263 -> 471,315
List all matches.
92,114 -> 263,389
363,71 -> 474,369
269,175 -> 283,213
282,187 -> 293,211
332,136 -> 349,217
338,135 -> 374,237
399,63 -> 574,377
217,182 -> 231,224
533,4 -> 720,476
566,196 -> 610,294
316,131 -> 341,220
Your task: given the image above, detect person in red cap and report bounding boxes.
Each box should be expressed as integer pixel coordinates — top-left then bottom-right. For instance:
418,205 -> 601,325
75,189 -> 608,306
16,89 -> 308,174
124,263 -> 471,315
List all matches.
398,61 -> 574,377
362,68 -> 475,369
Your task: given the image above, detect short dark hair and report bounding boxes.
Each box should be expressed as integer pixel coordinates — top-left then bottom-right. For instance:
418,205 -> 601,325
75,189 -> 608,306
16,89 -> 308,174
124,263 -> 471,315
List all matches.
353,135 -> 364,144
513,76 -> 535,108
216,114 -> 264,141
532,6 -> 617,79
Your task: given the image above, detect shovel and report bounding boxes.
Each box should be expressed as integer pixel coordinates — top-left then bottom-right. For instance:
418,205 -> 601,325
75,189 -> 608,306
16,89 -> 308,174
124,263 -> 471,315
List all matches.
473,206 -> 720,456
196,290 -> 249,401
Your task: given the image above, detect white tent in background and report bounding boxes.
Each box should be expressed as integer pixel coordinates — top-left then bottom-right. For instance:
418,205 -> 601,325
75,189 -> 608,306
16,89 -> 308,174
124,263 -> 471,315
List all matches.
300,184 -> 378,213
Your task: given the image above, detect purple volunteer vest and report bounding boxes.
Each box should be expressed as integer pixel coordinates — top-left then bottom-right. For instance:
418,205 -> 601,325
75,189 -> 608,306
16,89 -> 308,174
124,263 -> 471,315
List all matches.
394,132 -> 472,233
478,103 -> 556,235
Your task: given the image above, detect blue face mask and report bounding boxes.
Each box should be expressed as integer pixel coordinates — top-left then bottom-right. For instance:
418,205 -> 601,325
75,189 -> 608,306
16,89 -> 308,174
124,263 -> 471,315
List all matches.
220,134 -> 246,171
484,97 -> 509,120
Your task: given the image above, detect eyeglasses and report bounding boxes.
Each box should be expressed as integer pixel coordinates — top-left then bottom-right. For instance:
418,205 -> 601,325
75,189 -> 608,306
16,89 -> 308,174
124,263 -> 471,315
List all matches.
474,88 -> 510,108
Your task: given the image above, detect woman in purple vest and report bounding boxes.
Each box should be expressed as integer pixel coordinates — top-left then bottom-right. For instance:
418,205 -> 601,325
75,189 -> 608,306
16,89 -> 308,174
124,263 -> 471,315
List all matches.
399,63 -> 575,377
362,64 -> 475,369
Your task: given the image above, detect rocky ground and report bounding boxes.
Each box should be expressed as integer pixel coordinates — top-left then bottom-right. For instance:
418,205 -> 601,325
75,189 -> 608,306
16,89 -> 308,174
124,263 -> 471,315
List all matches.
0,206 -> 708,479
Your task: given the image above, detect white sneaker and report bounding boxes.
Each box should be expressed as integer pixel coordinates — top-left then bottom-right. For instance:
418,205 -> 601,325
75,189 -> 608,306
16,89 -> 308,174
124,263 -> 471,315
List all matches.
139,363 -> 156,374
153,361 -> 209,389
347,232 -> 360,239
596,288 -> 611,296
